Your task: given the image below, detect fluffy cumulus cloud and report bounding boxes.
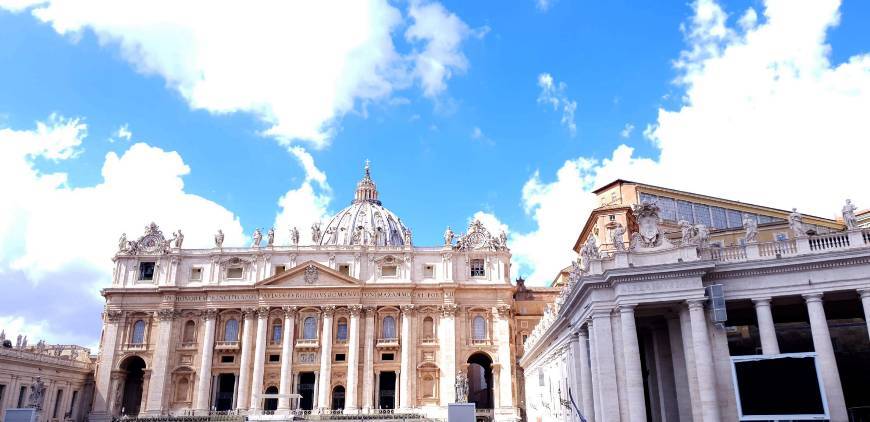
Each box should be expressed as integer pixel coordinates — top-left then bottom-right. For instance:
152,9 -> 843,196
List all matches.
507,0 -> 870,284
0,116 -> 245,345
0,0 -> 482,148
537,73 -> 578,137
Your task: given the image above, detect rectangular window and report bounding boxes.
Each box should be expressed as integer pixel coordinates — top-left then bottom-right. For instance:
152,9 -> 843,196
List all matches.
53,390 -> 63,418
335,353 -> 346,362
423,265 -> 435,278
18,386 -> 27,407
338,264 -> 350,276
639,192 -> 657,204
139,262 -> 155,280
381,265 -> 397,277
268,354 -> 280,363
658,196 -> 677,221
381,353 -> 394,361
677,200 -> 694,224
226,267 -> 243,279
693,203 -> 712,227
710,207 -> 728,229
470,259 -> 485,277
726,209 -> 744,228
757,214 -> 773,224
221,355 -> 235,363
69,390 -> 79,418
189,267 -> 202,281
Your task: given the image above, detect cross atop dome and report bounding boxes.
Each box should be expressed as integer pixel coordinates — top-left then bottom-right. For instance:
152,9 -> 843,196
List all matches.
354,160 -> 380,204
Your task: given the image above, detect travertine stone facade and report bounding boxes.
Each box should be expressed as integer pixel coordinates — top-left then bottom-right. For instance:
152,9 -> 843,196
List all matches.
89,165 -> 544,422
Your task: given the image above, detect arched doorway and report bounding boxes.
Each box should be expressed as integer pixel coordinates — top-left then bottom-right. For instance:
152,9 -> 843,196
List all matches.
263,385 -> 279,411
467,353 -> 493,410
119,356 -> 146,416
378,371 -> 396,409
331,385 -> 345,410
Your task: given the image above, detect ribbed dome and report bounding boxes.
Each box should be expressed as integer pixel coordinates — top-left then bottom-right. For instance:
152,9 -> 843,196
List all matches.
318,161 -> 410,247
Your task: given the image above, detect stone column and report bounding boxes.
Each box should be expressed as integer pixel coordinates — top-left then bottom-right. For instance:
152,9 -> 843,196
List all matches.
665,315 -> 693,422
277,306 -> 297,413
249,307 -> 270,412
494,305 -> 514,409
145,309 -> 177,415
316,306 -> 335,412
346,305 -> 362,413
591,310 -> 620,422
312,371 -> 319,409
687,299 -> 720,422
619,305 -> 646,422
752,298 -> 780,355
576,327 -> 595,422
236,308 -> 256,410
439,304 -> 458,405
803,294 -> 847,421
91,311 -> 123,421
361,306 -> 376,412
860,289 -> 870,342
399,305 -> 415,410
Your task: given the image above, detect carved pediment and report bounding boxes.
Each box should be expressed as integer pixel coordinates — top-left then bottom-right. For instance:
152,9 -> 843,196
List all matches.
256,260 -> 360,288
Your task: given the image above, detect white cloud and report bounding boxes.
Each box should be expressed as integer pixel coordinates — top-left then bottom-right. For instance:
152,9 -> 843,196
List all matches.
620,123 -> 634,138
113,123 -> 132,142
506,0 -> 870,285
537,72 -> 578,136
536,0 -> 555,12
1,0 -> 480,148
0,116 -> 246,345
272,147 -> 333,244
471,126 -> 484,140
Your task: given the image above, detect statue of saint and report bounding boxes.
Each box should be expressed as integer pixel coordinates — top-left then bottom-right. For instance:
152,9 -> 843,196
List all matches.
579,236 -> 600,272
252,228 -> 263,247
311,223 -> 322,243
444,226 -> 454,246
612,223 -> 627,251
290,226 -> 300,245
403,227 -> 412,246
788,208 -> 805,238
174,230 -> 184,248
455,373 -> 469,403
118,233 -> 127,252
499,231 -> 508,249
743,214 -> 758,243
214,229 -> 224,248
267,227 -> 275,247
26,376 -> 46,410
843,199 -> 858,230
679,220 -> 694,245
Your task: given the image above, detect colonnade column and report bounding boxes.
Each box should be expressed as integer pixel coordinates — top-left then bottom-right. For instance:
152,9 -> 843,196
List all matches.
590,310 -> 619,422
687,299 -> 720,422
752,298 -> 780,355
494,305 -> 514,409
91,310 -> 123,421
439,304 -> 458,405
316,306 -> 335,412
145,309 -> 177,415
576,327 -> 595,422
194,310 -> 217,414
236,308 -> 256,410
803,294 -> 847,421
277,306 -> 297,413
860,289 -> 870,342
361,306 -> 376,412
345,305 -> 362,413
399,305 -> 415,410
619,305 -> 646,422
249,307 -> 269,412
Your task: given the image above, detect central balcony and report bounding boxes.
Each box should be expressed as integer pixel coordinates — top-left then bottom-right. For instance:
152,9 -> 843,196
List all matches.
215,341 -> 239,351
123,343 -> 147,351
295,339 -> 319,349
376,337 -> 399,348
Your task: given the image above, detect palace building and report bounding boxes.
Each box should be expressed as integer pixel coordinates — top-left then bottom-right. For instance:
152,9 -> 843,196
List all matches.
88,163 -> 556,422
522,181 -> 870,422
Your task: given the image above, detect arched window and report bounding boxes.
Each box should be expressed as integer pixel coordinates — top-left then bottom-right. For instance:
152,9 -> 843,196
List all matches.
382,316 -> 396,339
182,320 -> 196,343
303,317 -> 317,340
272,319 -> 282,343
472,316 -> 486,340
175,377 -> 189,401
224,318 -> 239,342
422,316 -> 434,339
131,320 -> 146,344
336,318 -> 348,341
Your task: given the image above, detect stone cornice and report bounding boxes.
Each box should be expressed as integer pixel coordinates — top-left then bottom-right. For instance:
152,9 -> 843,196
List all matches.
705,254 -> 870,281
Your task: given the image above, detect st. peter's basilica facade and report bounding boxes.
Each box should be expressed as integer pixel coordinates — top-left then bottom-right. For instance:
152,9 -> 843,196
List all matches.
88,164 -> 551,422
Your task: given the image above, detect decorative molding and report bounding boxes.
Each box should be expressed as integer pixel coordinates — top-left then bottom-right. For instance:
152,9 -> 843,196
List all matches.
348,305 -> 363,317
104,310 -> 123,323
256,306 -> 271,319
202,309 -> 218,321
440,304 -> 458,317
156,309 -> 179,321
706,255 -> 870,281
282,306 -> 298,318
242,307 -> 257,319
321,305 -> 336,317
401,304 -> 416,315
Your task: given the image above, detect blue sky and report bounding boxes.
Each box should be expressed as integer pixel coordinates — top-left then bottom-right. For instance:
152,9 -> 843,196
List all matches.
1,0 -> 869,346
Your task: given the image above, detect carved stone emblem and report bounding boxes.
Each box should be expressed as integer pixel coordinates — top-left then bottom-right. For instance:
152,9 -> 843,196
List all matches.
630,201 -> 673,250
304,264 -> 318,284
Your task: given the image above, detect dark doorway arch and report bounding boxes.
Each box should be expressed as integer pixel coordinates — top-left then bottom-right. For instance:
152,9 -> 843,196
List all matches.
119,356 -> 146,416
298,372 -> 315,410
331,385 -> 345,410
263,386 -> 279,411
467,352 -> 493,410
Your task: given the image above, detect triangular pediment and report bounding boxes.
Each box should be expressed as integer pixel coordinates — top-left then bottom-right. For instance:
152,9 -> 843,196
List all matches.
256,260 -> 360,288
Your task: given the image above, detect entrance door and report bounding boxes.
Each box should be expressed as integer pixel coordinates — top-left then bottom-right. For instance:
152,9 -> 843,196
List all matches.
119,356 -> 146,415
468,353 -> 493,410
215,374 -> 236,411
378,371 -> 396,409
331,386 -> 345,410
298,372 -> 316,410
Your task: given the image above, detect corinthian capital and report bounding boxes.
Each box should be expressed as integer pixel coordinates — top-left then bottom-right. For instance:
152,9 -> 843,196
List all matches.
156,309 -> 178,321
495,304 -> 512,318
104,310 -> 123,323
282,306 -> 298,318
242,307 -> 257,319
440,304 -> 458,317
321,305 -> 336,317
202,309 -> 218,321
400,304 -> 416,315
256,306 -> 270,319
348,305 -> 363,317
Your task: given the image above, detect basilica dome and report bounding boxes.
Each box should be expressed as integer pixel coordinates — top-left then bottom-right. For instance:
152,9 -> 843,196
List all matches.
317,162 -> 411,247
